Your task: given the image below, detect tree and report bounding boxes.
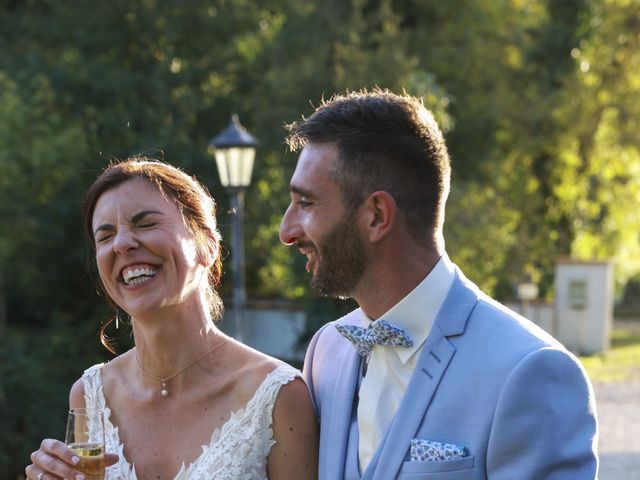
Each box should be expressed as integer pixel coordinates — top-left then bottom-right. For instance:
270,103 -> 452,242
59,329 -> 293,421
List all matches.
552,0 -> 640,288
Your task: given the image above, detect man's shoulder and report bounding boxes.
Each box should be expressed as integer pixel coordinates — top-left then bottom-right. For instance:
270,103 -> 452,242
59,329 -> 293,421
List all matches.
448,267 -> 558,345
459,291 -> 568,366
303,308 -> 362,394
311,308 -> 363,345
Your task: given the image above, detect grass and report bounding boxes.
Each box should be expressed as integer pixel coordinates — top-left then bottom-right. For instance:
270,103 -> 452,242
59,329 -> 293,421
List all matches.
580,327 -> 640,383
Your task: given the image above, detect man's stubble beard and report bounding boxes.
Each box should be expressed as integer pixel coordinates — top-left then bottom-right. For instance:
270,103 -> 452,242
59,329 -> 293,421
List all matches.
310,210 -> 367,299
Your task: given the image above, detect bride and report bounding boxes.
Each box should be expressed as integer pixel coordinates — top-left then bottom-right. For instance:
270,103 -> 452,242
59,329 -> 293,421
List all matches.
26,157 -> 319,479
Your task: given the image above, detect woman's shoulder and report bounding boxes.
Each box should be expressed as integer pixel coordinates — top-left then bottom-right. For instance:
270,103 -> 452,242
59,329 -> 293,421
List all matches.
229,337 -> 296,370
68,360 -> 108,408
69,377 -> 86,408
226,341 -> 300,399
69,351 -> 134,407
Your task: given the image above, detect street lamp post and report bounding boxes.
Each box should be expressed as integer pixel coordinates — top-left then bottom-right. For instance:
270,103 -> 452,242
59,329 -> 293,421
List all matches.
209,114 -> 258,342
517,279 -> 539,320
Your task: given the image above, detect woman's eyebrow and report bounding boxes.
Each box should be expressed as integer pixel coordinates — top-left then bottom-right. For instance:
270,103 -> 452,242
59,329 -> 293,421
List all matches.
131,210 -> 163,222
94,223 -> 114,235
93,210 -> 163,235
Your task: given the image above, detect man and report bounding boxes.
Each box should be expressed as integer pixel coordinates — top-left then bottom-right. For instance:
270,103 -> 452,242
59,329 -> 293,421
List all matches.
279,89 -> 598,479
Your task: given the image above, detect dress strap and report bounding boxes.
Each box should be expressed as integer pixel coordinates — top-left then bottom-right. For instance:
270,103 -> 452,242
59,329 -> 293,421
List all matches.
247,365 -> 301,418
81,363 -> 106,411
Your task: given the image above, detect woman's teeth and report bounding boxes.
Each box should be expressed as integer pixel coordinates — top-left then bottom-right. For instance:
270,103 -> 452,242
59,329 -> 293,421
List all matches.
122,266 -> 158,285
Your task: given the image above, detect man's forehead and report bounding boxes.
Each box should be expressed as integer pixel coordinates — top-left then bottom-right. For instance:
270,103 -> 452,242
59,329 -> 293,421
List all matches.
295,143 -> 337,175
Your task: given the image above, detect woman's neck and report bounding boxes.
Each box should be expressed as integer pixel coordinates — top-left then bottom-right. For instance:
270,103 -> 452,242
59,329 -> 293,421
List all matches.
130,299 -> 225,380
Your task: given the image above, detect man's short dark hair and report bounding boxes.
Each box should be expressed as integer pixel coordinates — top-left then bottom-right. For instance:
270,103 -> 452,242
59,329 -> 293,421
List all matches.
286,88 -> 451,247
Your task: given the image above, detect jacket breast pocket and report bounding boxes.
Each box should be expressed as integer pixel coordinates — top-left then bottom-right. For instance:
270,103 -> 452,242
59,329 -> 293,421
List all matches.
396,455 -> 475,479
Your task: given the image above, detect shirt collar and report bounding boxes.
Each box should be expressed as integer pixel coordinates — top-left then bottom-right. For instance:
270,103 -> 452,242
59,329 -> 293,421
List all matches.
373,253 -> 456,364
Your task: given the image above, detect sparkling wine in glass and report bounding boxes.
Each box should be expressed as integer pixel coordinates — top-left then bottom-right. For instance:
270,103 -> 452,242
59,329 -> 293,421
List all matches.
65,408 -> 106,480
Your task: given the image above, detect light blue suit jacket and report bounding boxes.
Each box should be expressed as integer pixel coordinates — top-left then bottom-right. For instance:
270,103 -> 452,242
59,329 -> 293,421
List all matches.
303,268 -> 598,479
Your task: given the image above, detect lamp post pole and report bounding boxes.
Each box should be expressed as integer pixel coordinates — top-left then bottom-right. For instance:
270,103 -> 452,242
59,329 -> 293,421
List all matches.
229,187 -> 247,342
209,114 -> 258,343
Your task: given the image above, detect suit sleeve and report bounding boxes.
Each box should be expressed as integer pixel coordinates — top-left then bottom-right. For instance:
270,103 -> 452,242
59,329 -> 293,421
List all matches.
486,347 -> 598,479
302,323 -> 331,419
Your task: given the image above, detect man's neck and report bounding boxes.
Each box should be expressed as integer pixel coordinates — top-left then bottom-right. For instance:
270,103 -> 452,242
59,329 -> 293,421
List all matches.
354,249 -> 442,320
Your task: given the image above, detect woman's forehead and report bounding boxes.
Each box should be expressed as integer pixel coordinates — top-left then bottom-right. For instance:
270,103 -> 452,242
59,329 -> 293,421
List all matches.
92,178 -> 176,220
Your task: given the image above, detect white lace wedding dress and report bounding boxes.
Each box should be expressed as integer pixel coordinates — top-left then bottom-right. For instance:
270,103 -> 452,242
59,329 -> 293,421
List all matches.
82,363 -> 301,479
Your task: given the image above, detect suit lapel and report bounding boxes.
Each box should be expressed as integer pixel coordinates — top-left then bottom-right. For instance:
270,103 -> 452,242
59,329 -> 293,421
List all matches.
366,269 -> 479,480
365,335 -> 455,480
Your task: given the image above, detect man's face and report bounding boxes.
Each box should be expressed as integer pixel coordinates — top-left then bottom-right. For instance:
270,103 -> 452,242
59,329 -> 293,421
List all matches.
279,143 -> 367,298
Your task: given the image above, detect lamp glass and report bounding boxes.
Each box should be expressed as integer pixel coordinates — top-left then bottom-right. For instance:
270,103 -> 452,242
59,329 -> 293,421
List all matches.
517,282 -> 539,301
214,152 -> 229,186
214,146 -> 255,188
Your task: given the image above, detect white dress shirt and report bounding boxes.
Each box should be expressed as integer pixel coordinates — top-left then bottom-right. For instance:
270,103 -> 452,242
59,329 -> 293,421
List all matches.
357,254 -> 456,471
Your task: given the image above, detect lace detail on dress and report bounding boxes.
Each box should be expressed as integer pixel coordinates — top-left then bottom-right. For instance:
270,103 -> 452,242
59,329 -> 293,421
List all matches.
83,364 -> 136,479
82,363 -> 301,480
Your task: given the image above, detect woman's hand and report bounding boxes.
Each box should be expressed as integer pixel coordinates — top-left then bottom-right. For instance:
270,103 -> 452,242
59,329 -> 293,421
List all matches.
25,438 -> 118,479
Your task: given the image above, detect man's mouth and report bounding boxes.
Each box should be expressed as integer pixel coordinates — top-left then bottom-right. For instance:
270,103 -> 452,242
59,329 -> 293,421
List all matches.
297,242 -> 318,273
305,251 -> 317,273
121,264 -> 159,286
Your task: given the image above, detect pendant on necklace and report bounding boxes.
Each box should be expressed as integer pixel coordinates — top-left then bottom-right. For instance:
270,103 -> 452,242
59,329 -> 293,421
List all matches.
161,381 -> 169,398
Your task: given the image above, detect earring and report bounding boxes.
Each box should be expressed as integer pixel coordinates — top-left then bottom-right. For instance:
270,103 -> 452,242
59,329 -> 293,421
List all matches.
115,308 -> 120,330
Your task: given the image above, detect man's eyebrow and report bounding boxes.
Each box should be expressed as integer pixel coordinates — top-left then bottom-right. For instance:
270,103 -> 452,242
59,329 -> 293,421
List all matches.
290,185 -> 314,198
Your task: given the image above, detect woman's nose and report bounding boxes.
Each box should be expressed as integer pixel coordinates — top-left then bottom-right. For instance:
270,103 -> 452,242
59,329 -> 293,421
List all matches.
113,227 -> 139,253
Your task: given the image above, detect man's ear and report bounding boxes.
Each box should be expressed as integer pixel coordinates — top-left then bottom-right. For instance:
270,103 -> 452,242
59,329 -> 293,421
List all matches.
361,191 -> 397,242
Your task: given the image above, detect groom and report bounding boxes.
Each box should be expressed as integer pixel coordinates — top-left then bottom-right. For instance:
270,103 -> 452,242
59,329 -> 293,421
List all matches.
279,89 -> 598,479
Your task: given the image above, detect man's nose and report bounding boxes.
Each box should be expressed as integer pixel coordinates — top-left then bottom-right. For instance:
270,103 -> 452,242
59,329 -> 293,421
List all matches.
279,205 -> 302,246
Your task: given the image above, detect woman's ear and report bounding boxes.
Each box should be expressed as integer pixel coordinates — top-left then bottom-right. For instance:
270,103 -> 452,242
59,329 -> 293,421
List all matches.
362,190 -> 397,242
198,228 -> 219,267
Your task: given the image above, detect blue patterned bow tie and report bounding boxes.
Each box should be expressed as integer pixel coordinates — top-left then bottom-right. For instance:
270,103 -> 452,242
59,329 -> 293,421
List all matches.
335,320 -> 414,357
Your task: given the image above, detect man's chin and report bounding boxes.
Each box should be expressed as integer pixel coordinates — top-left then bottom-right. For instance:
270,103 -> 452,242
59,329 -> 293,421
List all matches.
314,290 -> 352,301
310,278 -> 351,299
310,277 -> 333,297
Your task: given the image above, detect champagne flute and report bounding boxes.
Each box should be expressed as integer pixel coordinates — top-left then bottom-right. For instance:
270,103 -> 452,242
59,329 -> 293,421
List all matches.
65,408 -> 106,480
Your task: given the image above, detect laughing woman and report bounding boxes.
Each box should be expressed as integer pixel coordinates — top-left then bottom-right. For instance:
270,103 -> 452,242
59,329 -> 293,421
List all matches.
26,157 -> 319,480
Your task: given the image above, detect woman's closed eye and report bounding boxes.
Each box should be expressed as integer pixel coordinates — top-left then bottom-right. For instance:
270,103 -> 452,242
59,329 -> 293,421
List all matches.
95,232 -> 114,243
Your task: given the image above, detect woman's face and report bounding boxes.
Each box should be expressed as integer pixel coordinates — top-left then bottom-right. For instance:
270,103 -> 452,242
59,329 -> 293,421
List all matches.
91,177 -> 207,317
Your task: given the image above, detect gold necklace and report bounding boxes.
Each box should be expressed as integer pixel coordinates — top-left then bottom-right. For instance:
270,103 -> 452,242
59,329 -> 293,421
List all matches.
135,337 -> 230,398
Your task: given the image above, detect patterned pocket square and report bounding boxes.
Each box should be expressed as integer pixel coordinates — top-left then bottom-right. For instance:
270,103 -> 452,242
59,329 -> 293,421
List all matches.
410,439 -> 468,462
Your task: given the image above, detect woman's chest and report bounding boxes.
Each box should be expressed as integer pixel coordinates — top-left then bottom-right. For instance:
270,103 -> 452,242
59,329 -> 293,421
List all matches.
108,395 -> 242,479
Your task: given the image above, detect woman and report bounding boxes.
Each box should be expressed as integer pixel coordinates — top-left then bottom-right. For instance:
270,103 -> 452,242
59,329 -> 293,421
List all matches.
26,157 -> 319,479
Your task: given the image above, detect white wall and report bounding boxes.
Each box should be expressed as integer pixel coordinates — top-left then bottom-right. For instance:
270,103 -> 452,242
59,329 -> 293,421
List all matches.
555,260 -> 614,355
505,301 -> 555,335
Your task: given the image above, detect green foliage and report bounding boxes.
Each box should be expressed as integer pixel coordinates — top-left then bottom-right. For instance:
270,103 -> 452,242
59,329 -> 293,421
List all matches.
551,0 -> 640,287
0,321 -> 109,471
580,325 -> 640,382
445,181 -> 520,295
1,0 -> 639,474
616,277 -> 640,318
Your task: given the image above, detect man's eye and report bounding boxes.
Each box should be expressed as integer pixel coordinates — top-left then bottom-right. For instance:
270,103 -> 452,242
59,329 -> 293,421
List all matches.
297,200 -> 312,208
138,222 -> 156,228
